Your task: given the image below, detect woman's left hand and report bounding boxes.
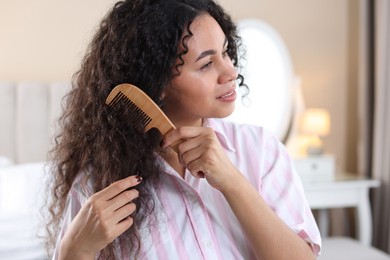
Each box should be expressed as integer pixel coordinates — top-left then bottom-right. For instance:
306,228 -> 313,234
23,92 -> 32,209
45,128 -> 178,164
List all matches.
162,126 -> 240,191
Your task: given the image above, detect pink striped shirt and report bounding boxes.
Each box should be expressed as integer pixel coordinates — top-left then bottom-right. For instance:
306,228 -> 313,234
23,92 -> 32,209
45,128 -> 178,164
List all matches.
54,118 -> 321,259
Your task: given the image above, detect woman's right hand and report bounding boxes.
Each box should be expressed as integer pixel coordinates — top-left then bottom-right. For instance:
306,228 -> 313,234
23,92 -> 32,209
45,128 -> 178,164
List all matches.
58,175 -> 142,260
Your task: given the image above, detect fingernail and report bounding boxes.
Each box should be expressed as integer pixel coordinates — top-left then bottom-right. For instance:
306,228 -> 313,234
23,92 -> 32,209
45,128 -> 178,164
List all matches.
135,175 -> 143,182
197,171 -> 205,178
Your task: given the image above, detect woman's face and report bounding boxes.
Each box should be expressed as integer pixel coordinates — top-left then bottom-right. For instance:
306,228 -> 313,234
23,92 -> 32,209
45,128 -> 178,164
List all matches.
162,14 -> 238,127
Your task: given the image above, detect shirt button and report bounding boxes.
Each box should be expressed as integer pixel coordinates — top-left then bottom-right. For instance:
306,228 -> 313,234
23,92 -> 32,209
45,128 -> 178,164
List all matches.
187,194 -> 197,204
204,241 -> 212,248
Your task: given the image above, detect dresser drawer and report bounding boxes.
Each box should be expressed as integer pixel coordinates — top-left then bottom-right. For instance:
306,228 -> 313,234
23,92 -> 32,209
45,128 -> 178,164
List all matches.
294,155 -> 335,181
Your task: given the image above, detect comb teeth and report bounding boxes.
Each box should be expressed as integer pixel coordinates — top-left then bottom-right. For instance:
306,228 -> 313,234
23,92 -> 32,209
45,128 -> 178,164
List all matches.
109,92 -> 152,131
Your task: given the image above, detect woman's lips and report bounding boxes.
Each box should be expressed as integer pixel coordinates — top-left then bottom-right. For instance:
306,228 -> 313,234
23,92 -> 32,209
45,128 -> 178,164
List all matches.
217,89 -> 237,102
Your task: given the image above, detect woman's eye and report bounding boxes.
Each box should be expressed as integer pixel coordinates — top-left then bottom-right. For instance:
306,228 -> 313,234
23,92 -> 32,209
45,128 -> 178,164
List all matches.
200,61 -> 212,71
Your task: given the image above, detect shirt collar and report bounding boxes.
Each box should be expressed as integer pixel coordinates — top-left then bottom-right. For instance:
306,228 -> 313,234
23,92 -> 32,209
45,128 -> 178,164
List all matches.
203,118 -> 236,152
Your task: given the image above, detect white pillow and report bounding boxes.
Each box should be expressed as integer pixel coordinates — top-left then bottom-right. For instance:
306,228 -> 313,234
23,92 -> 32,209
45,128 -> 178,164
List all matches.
0,162 -> 49,259
0,156 -> 13,168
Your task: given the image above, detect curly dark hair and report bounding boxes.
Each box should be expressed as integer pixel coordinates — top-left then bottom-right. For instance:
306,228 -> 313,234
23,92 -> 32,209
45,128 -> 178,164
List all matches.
45,0 -> 246,258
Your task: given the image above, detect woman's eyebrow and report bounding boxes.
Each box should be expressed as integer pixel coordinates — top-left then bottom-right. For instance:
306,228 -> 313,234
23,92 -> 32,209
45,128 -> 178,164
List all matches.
195,49 -> 216,62
195,37 -> 228,62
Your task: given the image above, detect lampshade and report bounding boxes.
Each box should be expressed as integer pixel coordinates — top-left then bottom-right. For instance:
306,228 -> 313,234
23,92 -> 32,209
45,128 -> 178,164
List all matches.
301,108 -> 330,136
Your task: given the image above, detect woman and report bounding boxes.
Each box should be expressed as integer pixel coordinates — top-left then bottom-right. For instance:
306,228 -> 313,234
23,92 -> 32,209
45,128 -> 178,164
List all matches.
46,0 -> 321,259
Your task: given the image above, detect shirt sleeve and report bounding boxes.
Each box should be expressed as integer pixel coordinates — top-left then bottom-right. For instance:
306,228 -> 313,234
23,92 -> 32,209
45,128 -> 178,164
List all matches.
206,119 -> 322,256
52,178 -> 90,260
260,131 -> 322,256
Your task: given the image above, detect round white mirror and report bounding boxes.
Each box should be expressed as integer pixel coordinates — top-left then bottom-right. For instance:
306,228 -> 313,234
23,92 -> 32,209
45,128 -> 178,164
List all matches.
225,19 -> 294,141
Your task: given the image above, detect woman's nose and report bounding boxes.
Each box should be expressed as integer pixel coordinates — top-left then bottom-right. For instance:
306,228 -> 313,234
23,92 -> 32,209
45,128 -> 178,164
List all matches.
218,58 -> 238,84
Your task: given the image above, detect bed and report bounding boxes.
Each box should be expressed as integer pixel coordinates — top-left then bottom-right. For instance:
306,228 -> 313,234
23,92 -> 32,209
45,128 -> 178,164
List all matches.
0,162 -> 49,259
0,82 -> 70,259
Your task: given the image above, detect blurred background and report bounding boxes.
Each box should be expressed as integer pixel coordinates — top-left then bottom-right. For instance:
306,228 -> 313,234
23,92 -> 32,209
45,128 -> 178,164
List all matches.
1,0 -> 389,259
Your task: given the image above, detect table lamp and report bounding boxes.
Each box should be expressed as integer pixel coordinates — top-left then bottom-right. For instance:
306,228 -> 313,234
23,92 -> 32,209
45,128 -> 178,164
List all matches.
300,108 -> 330,155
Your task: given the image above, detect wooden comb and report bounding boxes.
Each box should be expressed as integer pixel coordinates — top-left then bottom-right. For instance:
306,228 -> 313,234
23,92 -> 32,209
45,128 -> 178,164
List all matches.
106,83 -> 179,153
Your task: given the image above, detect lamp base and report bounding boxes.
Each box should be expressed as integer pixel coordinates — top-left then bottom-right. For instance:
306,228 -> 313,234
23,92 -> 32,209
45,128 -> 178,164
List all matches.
305,135 -> 325,156
306,145 -> 324,156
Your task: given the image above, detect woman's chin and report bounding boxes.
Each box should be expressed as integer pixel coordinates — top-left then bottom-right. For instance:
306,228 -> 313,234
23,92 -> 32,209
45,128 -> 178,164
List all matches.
215,106 -> 236,119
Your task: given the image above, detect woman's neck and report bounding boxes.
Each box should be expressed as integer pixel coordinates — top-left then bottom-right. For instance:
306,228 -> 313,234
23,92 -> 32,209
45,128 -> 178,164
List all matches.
171,117 -> 203,128
163,108 -> 203,128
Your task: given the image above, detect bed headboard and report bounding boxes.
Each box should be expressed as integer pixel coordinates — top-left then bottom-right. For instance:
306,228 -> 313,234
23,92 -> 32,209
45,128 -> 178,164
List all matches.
0,82 -> 71,164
